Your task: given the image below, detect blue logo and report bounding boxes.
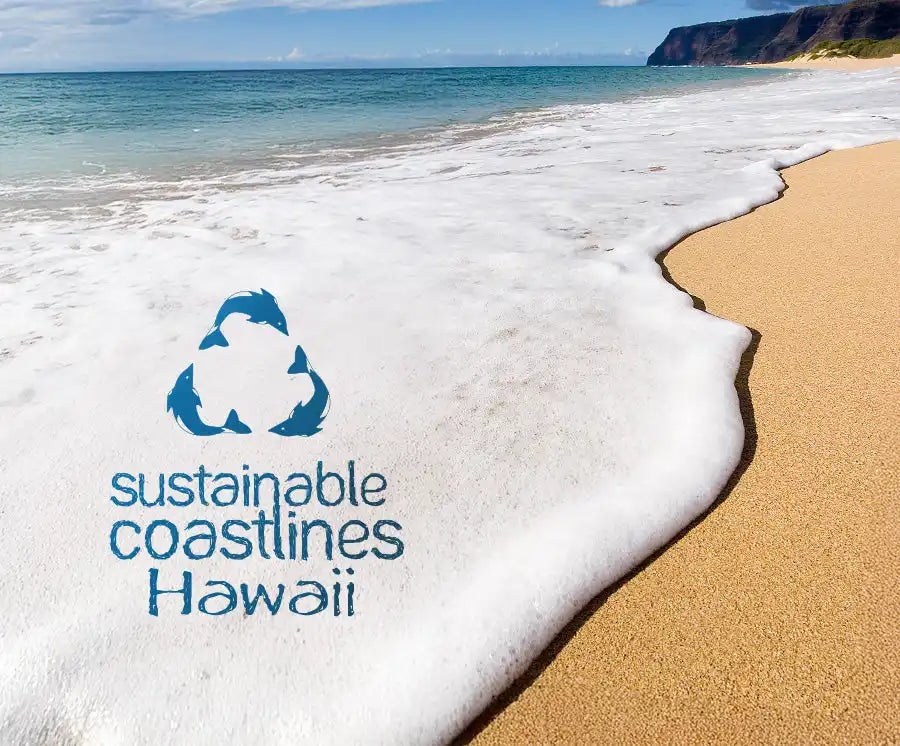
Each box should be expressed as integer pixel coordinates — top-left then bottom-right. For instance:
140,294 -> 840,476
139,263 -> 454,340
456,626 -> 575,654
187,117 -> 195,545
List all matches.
199,289 -> 288,350
167,290 -> 330,438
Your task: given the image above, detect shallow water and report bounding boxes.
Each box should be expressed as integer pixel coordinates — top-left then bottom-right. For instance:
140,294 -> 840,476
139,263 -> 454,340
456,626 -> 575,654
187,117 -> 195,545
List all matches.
0,66 -> 785,188
0,67 -> 897,745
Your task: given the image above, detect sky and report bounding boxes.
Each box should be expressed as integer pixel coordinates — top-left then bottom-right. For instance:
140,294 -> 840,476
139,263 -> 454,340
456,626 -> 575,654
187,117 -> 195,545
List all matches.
0,0 -> 845,73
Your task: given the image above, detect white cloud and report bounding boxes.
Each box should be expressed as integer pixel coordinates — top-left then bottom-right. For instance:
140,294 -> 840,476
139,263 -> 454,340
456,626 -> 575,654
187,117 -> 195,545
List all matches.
597,0 -> 643,7
266,45 -> 306,61
0,0 -> 431,39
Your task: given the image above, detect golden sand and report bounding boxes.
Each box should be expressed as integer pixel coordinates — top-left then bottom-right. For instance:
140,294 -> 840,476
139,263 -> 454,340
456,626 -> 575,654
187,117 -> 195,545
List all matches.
748,53 -> 900,71
465,142 -> 900,744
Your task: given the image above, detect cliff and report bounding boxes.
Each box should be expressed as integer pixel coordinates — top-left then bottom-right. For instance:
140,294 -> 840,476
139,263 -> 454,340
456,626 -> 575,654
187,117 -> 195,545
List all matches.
646,0 -> 900,66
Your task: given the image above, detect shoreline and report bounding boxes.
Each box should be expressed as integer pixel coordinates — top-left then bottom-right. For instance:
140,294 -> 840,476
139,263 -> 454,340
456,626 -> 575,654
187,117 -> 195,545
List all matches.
0,66 -> 788,218
2,67 -> 899,744
466,141 -> 900,744
743,53 -> 900,71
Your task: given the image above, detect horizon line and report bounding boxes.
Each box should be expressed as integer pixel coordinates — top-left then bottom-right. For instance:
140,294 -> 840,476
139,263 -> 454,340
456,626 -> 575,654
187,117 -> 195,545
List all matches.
0,60 -> 648,76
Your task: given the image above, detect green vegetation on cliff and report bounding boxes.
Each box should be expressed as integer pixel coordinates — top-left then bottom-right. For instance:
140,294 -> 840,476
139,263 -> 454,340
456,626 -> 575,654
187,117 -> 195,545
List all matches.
788,37 -> 900,60
647,0 -> 900,66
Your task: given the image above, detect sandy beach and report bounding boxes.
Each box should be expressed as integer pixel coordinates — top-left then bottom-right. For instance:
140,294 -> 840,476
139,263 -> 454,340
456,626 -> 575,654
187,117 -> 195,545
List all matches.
3,59 -> 899,742
467,141 -> 900,744
747,53 -> 900,71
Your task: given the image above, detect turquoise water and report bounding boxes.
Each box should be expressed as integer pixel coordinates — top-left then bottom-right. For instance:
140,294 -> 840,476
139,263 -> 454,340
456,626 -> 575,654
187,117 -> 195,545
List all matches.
0,66 -> 786,184
1,59 -> 897,746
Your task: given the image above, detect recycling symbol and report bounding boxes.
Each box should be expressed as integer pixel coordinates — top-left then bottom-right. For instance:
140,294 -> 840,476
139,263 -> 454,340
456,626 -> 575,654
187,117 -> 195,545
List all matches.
166,289 -> 330,437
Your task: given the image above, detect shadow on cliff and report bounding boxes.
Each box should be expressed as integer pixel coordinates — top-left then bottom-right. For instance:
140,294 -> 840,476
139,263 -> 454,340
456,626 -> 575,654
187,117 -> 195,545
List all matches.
454,220 -> 765,745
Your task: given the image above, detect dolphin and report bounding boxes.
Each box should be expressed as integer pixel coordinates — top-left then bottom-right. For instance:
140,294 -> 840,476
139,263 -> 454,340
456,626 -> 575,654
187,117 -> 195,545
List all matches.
287,343 -> 309,375
166,364 -> 252,436
199,289 -> 289,350
270,345 -> 330,437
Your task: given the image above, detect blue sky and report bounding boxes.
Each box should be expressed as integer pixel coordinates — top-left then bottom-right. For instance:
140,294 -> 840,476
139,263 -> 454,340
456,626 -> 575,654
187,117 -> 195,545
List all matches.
0,0 -> 842,72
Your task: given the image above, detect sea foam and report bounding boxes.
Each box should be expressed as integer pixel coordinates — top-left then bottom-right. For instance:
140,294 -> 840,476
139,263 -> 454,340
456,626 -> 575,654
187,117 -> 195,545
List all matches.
0,69 -> 897,745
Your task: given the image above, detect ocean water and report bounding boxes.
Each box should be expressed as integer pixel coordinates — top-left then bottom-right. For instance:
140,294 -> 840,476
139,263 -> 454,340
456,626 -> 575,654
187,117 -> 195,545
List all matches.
0,67 -> 898,744
0,66 -> 784,192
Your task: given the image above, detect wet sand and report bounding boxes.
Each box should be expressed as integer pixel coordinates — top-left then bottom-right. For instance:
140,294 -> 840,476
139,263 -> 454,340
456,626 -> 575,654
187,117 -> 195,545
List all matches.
466,141 -> 900,744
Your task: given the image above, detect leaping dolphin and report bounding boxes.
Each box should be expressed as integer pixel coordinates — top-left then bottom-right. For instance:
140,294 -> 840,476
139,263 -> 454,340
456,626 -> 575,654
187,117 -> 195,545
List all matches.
269,345 -> 330,437
199,289 -> 289,350
287,343 -> 310,375
167,364 -> 252,436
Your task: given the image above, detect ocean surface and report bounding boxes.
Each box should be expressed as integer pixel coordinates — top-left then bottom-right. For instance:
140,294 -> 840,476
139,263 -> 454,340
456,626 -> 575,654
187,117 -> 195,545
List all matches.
0,66 -> 898,744
0,66 -> 784,198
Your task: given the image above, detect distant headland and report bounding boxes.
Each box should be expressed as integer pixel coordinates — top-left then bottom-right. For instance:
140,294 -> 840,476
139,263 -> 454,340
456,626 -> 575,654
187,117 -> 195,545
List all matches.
646,0 -> 899,66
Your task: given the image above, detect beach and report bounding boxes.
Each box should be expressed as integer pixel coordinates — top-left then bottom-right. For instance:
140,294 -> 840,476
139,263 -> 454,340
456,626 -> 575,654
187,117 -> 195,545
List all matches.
468,141 -> 900,745
1,66 -> 899,744
747,53 -> 900,71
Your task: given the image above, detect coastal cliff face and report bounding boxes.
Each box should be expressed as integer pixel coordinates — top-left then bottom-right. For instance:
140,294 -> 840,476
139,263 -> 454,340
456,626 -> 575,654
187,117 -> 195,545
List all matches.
647,0 -> 900,65
646,12 -> 791,66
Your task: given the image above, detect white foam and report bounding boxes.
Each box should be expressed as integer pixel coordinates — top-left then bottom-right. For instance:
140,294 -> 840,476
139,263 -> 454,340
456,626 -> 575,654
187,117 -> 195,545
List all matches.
0,69 -> 897,745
